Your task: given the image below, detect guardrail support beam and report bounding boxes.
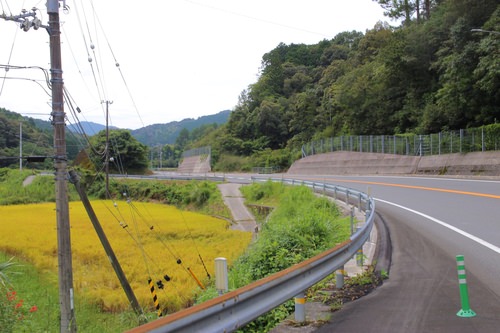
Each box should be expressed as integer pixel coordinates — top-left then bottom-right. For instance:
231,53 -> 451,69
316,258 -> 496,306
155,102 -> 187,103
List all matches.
336,267 -> 345,289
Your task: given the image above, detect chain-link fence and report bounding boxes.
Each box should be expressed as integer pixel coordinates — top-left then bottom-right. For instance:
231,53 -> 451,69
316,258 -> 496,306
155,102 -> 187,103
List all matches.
302,125 -> 500,158
182,146 -> 211,159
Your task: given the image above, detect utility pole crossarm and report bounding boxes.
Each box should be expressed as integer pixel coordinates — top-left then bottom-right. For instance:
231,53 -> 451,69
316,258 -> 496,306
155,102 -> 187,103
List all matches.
0,9 -> 46,31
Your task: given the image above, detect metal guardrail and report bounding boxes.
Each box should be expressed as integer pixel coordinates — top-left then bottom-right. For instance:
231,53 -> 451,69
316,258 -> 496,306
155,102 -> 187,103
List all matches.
126,177 -> 375,333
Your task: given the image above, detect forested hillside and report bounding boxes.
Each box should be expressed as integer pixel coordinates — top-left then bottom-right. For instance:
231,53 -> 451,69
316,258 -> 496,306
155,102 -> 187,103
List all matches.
189,0 -> 499,169
132,110 -> 231,146
0,108 -> 83,169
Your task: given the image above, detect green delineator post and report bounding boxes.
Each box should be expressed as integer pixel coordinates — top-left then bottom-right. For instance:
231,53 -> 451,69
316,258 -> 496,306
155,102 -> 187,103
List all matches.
456,255 -> 476,317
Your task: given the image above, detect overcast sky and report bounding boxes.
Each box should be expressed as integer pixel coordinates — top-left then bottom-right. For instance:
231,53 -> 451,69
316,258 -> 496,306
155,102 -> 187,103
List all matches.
0,0 -> 390,130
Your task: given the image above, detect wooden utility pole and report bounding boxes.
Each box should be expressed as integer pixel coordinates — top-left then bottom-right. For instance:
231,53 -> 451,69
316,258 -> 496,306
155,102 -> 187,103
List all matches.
47,1 -> 77,332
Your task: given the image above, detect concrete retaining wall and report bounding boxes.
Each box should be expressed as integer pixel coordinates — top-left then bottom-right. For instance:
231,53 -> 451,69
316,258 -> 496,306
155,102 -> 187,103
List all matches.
177,155 -> 211,174
287,151 -> 500,176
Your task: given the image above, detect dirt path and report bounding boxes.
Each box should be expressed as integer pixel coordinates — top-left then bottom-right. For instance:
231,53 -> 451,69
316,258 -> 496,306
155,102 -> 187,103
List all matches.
217,183 -> 257,233
22,175 -> 36,187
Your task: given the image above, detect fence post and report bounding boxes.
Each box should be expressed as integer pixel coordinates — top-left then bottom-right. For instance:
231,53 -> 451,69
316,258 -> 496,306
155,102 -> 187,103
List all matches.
456,255 -> 476,318
451,131 -> 454,153
460,129 -> 463,153
419,135 -> 423,156
430,134 -> 433,155
482,127 -> 485,152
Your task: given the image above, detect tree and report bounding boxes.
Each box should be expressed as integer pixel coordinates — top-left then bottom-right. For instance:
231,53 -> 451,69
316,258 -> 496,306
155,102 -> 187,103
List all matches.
175,128 -> 190,150
373,0 -> 415,25
88,129 -> 148,173
253,99 -> 288,149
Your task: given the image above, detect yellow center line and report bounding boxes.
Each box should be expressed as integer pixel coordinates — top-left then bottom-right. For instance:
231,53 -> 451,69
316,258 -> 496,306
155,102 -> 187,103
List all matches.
298,176 -> 500,199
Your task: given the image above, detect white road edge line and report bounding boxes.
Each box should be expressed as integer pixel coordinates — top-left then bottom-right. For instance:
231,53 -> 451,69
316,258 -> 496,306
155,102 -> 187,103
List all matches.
376,198 -> 500,254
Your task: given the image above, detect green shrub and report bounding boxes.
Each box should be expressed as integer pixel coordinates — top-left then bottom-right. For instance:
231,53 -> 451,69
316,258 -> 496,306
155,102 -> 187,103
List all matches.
240,180 -> 285,205
213,154 -> 251,172
0,169 -> 78,205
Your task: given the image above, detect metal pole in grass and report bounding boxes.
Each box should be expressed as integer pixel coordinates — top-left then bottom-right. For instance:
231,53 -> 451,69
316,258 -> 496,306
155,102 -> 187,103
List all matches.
456,255 -> 476,317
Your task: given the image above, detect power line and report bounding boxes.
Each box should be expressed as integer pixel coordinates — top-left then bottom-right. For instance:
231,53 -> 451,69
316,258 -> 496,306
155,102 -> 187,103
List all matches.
184,0 -> 332,39
0,13 -> 19,97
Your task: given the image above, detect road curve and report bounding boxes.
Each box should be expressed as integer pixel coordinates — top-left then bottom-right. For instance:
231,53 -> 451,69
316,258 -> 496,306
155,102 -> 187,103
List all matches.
294,175 -> 500,332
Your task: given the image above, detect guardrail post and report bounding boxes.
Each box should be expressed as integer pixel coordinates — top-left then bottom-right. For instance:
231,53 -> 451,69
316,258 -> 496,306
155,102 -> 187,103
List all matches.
350,206 -> 355,235
336,267 -> 345,288
356,227 -> 364,266
294,291 -> 306,323
456,255 -> 476,317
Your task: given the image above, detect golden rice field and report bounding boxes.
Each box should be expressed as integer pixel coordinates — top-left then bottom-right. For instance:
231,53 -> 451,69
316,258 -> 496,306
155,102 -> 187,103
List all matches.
0,200 -> 252,314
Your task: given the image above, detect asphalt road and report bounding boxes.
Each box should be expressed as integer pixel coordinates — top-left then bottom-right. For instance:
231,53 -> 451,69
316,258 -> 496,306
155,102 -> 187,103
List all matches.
290,175 -> 500,332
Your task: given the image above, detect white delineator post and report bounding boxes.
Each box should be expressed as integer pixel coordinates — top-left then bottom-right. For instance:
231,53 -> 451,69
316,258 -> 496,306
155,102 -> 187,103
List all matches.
215,257 -> 228,296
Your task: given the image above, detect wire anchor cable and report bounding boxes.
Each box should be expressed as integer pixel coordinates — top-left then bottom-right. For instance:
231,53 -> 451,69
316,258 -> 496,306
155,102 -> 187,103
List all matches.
187,267 -> 205,290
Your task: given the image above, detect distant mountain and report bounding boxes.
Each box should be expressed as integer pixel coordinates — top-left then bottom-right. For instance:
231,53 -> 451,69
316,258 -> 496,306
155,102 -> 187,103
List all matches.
131,110 -> 231,146
67,121 -> 119,135
2,107 -> 231,148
